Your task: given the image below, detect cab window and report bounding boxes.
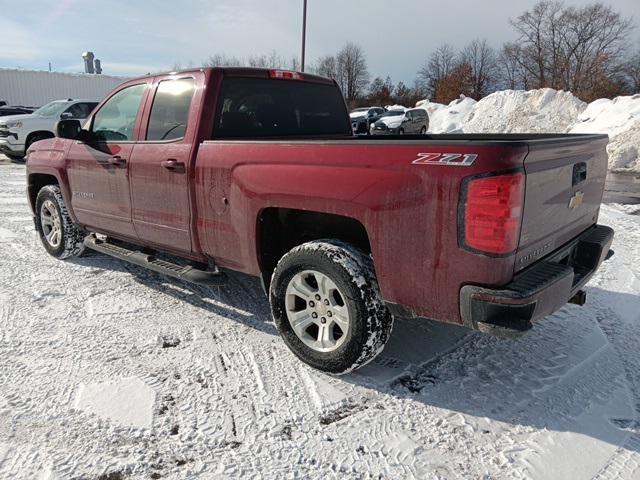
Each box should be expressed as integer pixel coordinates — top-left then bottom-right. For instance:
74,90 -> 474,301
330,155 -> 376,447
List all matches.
63,102 -> 97,119
146,78 -> 196,141
92,84 -> 146,141
215,78 -> 351,138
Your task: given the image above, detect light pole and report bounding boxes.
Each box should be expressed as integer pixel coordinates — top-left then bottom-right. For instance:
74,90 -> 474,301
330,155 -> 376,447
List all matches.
301,0 -> 307,72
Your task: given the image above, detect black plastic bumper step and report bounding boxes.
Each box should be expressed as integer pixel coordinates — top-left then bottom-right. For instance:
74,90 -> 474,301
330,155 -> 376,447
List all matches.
84,234 -> 226,286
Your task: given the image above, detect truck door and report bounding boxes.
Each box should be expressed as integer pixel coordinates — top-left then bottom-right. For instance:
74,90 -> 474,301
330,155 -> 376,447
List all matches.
66,82 -> 148,239
128,75 -> 200,254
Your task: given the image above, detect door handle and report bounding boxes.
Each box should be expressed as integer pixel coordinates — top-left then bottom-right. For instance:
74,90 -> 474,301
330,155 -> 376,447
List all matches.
161,159 -> 185,172
108,155 -> 127,166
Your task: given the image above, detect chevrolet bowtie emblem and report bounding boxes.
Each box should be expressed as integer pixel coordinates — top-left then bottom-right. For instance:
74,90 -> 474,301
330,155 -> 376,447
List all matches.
569,190 -> 584,209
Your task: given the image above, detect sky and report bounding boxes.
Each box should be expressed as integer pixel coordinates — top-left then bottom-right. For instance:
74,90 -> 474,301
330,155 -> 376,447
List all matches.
1,0 -> 638,84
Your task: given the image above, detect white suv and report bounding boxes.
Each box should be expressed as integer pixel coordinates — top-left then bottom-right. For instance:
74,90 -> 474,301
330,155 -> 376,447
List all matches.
0,99 -> 98,160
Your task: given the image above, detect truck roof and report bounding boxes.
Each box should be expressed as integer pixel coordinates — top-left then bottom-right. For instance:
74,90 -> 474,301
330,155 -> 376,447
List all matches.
138,67 -> 336,86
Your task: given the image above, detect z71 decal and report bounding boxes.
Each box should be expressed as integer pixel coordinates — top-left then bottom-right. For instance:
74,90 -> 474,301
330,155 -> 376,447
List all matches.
412,153 -> 478,166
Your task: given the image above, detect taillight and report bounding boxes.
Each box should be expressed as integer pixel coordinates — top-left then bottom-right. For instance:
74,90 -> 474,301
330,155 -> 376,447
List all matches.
270,70 -> 303,80
462,172 -> 524,255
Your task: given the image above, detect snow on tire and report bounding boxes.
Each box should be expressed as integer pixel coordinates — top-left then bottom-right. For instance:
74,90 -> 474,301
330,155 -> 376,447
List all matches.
269,239 -> 393,374
35,185 -> 86,259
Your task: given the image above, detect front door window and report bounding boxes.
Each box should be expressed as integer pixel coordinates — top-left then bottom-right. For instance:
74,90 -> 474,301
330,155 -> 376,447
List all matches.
92,84 -> 146,142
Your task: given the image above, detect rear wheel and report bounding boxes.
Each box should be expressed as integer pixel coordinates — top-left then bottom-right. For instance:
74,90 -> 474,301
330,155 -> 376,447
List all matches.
270,240 -> 394,374
35,185 -> 86,259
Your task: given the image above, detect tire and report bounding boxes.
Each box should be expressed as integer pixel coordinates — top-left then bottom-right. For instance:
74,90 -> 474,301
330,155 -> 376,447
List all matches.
35,185 -> 86,259
6,154 -> 25,163
270,240 -> 394,374
26,133 -> 51,152
420,126 -> 427,135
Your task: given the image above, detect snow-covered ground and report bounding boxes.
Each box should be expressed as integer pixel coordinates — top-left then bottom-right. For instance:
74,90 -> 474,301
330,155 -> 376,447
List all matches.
1,163 -> 640,479
424,90 -> 640,173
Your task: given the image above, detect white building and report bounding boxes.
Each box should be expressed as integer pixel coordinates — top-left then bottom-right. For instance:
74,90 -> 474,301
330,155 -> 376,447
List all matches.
0,69 -> 127,107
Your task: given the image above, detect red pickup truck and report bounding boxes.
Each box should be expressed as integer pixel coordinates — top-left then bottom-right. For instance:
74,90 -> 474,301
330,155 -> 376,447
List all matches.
26,67 -> 613,374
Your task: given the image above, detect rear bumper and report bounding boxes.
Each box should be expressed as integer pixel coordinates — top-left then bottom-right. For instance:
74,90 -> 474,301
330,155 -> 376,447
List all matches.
460,224 -> 614,335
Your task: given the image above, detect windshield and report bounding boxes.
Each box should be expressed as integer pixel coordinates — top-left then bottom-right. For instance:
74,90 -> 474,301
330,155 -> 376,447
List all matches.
33,101 -> 70,117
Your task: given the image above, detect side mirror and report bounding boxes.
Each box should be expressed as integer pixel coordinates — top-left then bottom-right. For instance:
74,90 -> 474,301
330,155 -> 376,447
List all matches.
56,119 -> 86,140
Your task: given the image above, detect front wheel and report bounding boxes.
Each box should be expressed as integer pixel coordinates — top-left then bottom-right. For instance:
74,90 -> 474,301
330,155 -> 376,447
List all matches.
35,185 -> 86,259
26,133 -> 50,152
270,240 -> 394,374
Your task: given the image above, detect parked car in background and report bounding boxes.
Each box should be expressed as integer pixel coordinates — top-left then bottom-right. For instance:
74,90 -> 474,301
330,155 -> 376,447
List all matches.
370,110 -> 407,135
371,108 -> 429,135
0,99 -> 98,160
350,106 -> 385,134
0,106 -> 36,117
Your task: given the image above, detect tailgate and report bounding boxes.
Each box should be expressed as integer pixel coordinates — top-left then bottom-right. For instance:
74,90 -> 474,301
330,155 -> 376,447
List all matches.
515,135 -> 609,272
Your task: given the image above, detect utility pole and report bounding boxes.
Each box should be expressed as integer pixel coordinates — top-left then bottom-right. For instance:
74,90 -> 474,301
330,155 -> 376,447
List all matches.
301,0 -> 307,72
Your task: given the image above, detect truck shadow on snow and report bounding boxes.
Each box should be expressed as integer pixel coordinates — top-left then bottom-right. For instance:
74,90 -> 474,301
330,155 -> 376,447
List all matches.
70,252 -> 277,336
71,253 -> 640,451
350,285 -> 640,453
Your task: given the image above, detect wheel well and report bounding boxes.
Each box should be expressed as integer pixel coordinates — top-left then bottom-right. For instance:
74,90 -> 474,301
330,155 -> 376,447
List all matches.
258,208 -> 372,288
28,174 -> 58,211
26,130 -> 55,148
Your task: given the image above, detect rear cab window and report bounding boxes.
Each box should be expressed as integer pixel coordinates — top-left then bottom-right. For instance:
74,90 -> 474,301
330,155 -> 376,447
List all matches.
214,77 -> 351,138
147,78 -> 196,141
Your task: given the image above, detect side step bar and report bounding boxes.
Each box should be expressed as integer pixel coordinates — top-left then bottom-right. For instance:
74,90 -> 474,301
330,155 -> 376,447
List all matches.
84,234 -> 226,286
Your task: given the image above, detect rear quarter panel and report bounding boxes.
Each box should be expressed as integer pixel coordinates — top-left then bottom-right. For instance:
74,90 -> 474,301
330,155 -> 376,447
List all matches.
194,140 -> 528,324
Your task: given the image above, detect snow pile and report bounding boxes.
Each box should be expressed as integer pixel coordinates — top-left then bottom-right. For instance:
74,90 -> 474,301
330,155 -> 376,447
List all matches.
385,104 -> 408,111
421,96 -> 476,133
463,88 -> 587,133
419,88 -> 640,172
604,123 -> 640,171
568,95 -> 640,172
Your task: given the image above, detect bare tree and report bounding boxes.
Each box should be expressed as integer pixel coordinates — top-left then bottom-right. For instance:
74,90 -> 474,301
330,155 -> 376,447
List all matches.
368,76 -> 394,105
460,39 -> 498,99
509,1 -> 563,88
625,49 -> 640,93
335,42 -> 370,101
433,63 -> 475,104
204,54 -> 243,68
248,50 -> 288,69
417,44 -> 457,99
509,1 -> 634,100
314,55 -> 338,79
499,43 -> 532,90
